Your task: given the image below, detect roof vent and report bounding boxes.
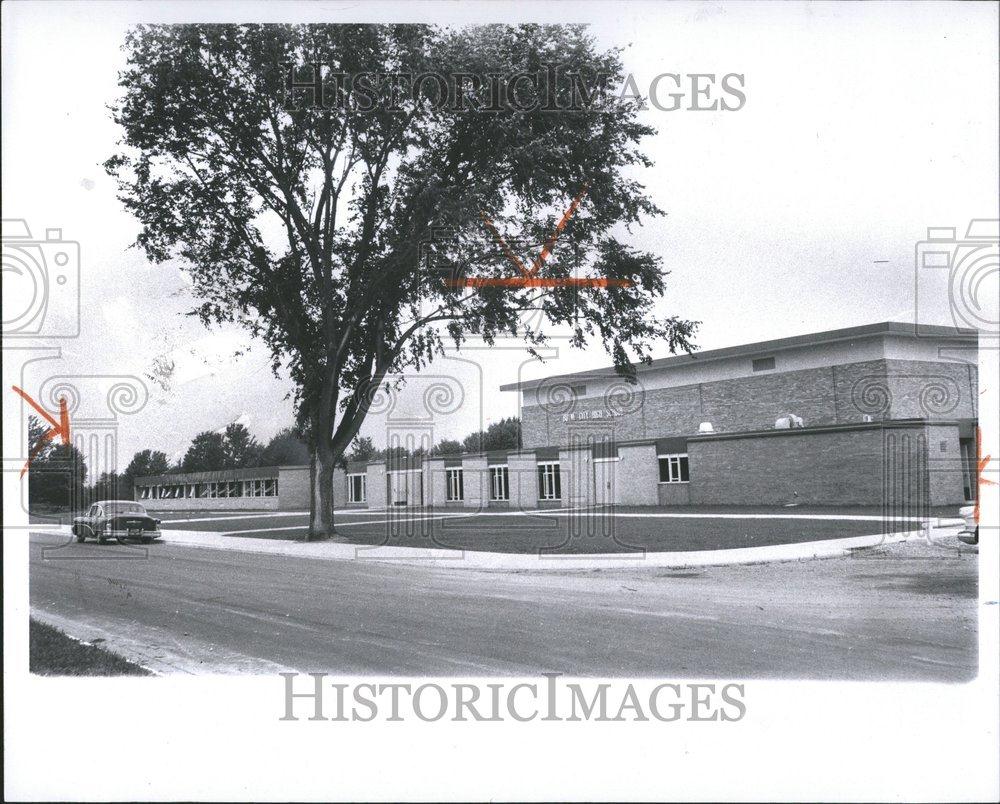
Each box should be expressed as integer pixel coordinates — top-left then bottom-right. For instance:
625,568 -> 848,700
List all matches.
698,422 -> 715,434
775,414 -> 804,429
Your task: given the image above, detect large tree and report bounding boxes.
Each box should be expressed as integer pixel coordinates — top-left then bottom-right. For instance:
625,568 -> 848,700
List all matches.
106,23 -> 696,537
462,417 -> 522,453
123,449 -> 170,495
181,431 -> 228,472
260,427 -> 310,466
345,436 -> 378,463
27,416 -> 88,510
223,422 -> 263,468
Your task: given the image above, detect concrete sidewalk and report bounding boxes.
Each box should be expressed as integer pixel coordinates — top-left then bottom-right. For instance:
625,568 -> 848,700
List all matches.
42,521 -> 967,570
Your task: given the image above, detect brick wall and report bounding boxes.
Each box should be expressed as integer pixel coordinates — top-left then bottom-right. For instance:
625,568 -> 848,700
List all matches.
507,453 -> 539,511
366,462 -> 387,509
657,483 -> 691,506
617,444 -> 659,506
559,446 -> 592,508
687,422 -> 946,507
925,423 -> 967,506
839,359 -> 978,422
462,456 -> 488,510
427,458 -> 448,507
521,359 -> 979,447
277,466 -> 310,511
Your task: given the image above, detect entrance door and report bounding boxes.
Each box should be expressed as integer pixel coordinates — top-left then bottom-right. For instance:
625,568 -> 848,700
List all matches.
388,470 -> 423,506
594,459 -> 617,506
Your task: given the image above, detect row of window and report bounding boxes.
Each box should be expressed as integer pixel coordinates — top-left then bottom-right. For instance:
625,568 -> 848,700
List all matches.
137,479 -> 278,500
417,455 -> 688,504
141,456 -> 689,504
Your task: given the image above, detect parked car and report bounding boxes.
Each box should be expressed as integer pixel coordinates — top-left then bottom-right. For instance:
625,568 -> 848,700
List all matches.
72,500 -> 161,544
957,504 -> 978,545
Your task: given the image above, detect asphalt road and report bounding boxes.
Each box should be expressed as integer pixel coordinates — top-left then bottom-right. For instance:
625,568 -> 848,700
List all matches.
28,530 -> 978,679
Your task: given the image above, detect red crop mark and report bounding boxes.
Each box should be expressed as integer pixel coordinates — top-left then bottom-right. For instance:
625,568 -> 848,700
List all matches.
447,277 -> 632,288
13,385 -> 70,478
459,184 -> 632,290
974,427 -> 995,526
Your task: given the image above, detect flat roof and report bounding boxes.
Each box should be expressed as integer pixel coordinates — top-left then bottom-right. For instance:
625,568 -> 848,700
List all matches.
135,465 -> 297,484
499,321 -> 978,392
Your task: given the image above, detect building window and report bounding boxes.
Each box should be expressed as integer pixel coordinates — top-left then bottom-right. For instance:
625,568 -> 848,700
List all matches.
489,465 -> 509,501
658,453 -> 690,484
246,479 -> 274,498
348,473 -> 367,503
446,468 -> 464,502
752,356 -> 775,372
537,462 -> 561,500
264,478 -> 277,497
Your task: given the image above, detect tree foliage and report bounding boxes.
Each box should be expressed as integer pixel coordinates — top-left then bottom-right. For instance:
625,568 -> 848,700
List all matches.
431,439 -> 462,456
223,422 -> 263,468
345,435 -> 378,463
181,431 -> 228,473
259,427 -> 311,466
106,23 -> 696,535
461,417 -> 522,453
27,416 -> 88,510
124,449 -> 170,481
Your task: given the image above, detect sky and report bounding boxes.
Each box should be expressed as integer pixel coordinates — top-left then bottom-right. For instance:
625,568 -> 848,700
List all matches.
2,0 -> 998,469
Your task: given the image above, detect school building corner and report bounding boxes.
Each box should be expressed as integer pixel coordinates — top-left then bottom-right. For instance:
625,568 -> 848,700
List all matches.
134,321 -> 980,514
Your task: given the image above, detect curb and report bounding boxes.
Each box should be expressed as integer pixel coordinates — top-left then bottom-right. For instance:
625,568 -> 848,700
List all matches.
44,524 -> 937,571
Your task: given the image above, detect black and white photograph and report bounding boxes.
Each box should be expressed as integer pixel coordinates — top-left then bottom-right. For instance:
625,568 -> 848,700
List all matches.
3,0 -> 998,800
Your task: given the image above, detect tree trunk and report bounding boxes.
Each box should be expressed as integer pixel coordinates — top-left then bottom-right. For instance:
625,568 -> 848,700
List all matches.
309,443 -> 336,539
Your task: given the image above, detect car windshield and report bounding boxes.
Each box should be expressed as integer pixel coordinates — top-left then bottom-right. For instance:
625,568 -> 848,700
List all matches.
104,503 -> 146,516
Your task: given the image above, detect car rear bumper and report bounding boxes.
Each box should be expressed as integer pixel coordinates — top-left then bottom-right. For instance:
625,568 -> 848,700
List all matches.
106,529 -> 161,540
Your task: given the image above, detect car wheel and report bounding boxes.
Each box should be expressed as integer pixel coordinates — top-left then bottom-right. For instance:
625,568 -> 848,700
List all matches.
75,528 -> 86,543
141,536 -> 153,544
96,529 -> 107,545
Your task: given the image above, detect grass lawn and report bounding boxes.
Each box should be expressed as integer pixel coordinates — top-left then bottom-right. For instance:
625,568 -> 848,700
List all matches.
185,510 -> 922,553
29,618 -> 151,676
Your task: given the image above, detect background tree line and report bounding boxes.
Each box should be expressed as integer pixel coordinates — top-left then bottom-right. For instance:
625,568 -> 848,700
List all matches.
27,416 -> 520,510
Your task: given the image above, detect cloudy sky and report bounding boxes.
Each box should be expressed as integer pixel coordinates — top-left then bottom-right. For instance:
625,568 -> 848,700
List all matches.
3,0 -> 997,468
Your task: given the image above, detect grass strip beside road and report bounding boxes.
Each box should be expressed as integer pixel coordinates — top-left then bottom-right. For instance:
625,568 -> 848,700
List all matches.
29,618 -> 151,676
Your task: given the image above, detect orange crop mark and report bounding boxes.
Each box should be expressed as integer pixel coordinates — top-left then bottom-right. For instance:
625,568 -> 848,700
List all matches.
528,184 -> 590,276
444,277 -> 632,288
13,385 -> 70,478
975,426 -> 995,526
464,184 -> 632,290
